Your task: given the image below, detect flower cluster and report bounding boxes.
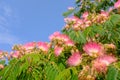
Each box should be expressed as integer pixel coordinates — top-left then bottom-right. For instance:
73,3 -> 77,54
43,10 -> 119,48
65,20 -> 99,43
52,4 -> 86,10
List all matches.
82,41 -> 117,74
10,41 -> 50,59
114,0 -> 120,9
64,10 -> 109,31
49,31 -> 75,57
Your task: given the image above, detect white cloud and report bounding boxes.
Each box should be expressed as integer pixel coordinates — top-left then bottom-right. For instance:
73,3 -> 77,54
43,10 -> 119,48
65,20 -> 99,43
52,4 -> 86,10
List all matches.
0,33 -> 20,45
0,1 -> 21,45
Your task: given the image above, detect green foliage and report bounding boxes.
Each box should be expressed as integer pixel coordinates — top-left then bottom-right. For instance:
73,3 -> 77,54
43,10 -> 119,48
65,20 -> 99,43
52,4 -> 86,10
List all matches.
63,0 -> 116,17
106,65 -> 120,80
0,53 -> 47,80
55,67 -> 78,80
45,63 -> 60,80
63,9 -> 75,17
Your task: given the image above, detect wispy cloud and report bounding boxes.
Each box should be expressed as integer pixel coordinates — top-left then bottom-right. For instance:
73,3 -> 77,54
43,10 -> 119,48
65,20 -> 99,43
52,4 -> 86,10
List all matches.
0,1 -> 21,45
0,33 -> 20,45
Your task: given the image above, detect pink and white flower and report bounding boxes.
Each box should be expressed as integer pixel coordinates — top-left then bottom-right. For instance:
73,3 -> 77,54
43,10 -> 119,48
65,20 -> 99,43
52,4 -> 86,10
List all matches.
37,42 -> 50,52
49,31 -> 60,41
114,0 -> 120,8
11,51 -> 20,58
23,42 -> 36,50
100,11 -> 109,17
92,55 -> 117,73
82,11 -> 89,19
65,40 -> 74,46
54,46 -> 63,57
64,16 -> 80,24
67,52 -> 81,66
83,42 -> 104,57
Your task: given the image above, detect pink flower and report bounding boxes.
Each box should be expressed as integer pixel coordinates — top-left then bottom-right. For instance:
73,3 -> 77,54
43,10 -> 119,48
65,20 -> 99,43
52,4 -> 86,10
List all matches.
0,50 -> 2,54
49,32 -> 72,43
54,46 -> 63,57
37,42 -> 49,52
92,55 -> 117,73
100,11 -> 109,17
82,12 -> 89,19
114,0 -> 120,8
83,42 -> 103,57
61,34 -> 70,42
65,40 -> 74,46
11,51 -> 20,58
49,31 -> 60,41
23,42 -> 36,50
64,16 -> 80,24
67,52 -> 81,66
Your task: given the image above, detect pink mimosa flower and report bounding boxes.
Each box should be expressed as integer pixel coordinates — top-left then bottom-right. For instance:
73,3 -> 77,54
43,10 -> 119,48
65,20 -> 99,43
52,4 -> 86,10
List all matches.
64,16 -> 80,24
23,42 -> 36,50
54,46 -> 63,57
49,31 -> 60,41
93,55 -> 117,73
83,42 -> 103,57
65,40 -> 74,46
77,19 -> 84,25
82,11 -> 89,19
61,34 -> 70,42
67,52 -> 81,66
100,11 -> 109,17
11,51 -> 20,58
0,50 -> 2,54
37,42 -> 49,52
114,0 -> 120,8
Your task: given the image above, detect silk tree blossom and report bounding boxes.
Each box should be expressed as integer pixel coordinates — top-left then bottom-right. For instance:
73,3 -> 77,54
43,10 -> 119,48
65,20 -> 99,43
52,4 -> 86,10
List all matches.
23,42 -> 36,50
64,16 -> 80,24
67,52 -> 81,66
37,42 -> 50,52
114,0 -> 120,8
49,31 -> 60,41
83,42 -> 104,57
49,32 -> 73,45
100,11 -> 109,17
92,55 -> 117,73
11,51 -> 20,58
82,11 -> 89,19
65,40 -> 74,46
54,46 -> 63,57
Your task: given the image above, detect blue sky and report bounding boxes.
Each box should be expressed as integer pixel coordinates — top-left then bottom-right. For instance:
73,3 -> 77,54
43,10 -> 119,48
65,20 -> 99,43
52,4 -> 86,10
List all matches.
0,0 -> 74,51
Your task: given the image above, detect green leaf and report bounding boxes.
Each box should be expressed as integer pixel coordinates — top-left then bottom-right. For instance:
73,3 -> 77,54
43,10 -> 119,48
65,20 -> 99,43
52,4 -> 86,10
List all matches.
63,9 -> 74,17
106,66 -> 118,80
45,63 -> 60,80
55,67 -> 78,80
